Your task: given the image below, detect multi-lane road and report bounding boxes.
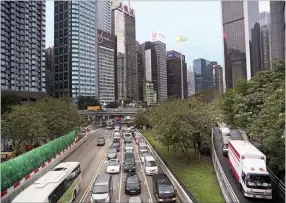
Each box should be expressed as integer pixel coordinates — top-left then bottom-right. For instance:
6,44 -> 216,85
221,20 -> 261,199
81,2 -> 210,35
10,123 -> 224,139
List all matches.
213,127 -> 284,203
62,127 -> 156,203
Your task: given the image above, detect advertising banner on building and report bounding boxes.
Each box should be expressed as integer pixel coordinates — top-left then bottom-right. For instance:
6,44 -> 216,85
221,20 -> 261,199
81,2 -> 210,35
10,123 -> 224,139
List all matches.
167,50 -> 185,62
151,31 -> 166,43
97,29 -> 116,50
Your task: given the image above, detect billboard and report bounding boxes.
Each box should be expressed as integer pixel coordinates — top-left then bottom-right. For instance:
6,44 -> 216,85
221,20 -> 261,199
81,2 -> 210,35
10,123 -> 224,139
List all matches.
97,29 -> 116,50
145,49 -> 152,82
151,31 -> 166,43
167,50 -> 185,62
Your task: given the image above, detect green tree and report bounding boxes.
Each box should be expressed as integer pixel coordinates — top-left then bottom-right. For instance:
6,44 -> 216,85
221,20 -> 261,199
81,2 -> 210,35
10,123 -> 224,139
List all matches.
1,105 -> 48,155
1,94 -> 22,115
77,96 -> 100,110
135,111 -> 149,127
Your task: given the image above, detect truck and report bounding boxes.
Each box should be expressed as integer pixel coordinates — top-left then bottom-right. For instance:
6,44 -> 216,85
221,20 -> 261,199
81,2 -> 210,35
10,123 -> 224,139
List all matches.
228,140 -> 272,199
87,106 -> 101,111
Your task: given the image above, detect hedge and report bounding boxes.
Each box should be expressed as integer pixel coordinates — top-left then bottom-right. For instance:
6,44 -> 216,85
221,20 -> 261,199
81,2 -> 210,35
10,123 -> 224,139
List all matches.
1,130 -> 76,191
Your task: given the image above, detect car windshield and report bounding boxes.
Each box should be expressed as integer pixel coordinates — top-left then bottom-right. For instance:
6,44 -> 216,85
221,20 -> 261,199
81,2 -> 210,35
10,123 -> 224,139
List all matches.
113,142 -> 119,146
109,160 -> 119,166
246,174 -> 272,189
141,152 -> 150,157
146,160 -> 156,167
92,185 -> 109,194
140,146 -> 147,150
127,176 -> 139,184
223,144 -> 228,149
126,143 -> 133,147
158,185 -> 174,194
108,149 -> 116,153
98,138 -> 104,141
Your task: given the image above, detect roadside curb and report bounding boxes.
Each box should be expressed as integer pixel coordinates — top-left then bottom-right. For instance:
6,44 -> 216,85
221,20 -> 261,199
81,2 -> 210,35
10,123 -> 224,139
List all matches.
1,126 -> 101,202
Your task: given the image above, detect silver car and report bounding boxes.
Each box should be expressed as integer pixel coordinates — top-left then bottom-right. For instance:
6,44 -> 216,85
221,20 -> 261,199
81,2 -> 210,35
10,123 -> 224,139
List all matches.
128,197 -> 143,203
107,148 -> 117,160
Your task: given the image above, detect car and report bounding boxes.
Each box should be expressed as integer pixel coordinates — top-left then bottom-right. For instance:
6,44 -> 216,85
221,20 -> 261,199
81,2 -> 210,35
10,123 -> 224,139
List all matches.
124,155 -> 136,172
97,137 -> 105,146
125,148 -> 133,154
153,173 -> 176,203
125,142 -> 133,152
114,131 -> 121,139
128,197 -> 143,203
112,142 -> 120,152
107,159 -> 121,174
144,156 -> 158,175
124,136 -> 132,144
136,138 -> 145,145
124,172 -> 141,195
140,151 -> 151,164
91,174 -> 113,203
107,148 -> 117,160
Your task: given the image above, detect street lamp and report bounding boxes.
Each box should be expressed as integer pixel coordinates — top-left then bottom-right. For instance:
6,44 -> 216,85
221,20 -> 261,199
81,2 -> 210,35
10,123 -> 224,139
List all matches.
176,36 -> 187,100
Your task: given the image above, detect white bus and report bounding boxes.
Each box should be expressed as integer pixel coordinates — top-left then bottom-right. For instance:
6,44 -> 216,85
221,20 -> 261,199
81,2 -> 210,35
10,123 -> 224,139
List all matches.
12,162 -> 82,203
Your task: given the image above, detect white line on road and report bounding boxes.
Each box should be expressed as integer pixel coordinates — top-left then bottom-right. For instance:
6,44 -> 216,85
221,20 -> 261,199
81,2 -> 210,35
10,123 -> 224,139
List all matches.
148,198 -> 151,203
136,147 -> 154,203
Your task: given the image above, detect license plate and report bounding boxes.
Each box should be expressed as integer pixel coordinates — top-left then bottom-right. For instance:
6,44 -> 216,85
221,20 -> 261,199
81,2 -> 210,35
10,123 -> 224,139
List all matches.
256,195 -> 262,198
129,169 -> 132,171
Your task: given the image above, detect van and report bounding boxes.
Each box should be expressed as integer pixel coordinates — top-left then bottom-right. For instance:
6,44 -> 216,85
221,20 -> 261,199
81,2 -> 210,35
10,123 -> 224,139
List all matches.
152,173 -> 176,203
222,136 -> 230,156
91,174 -> 113,203
144,156 -> 158,175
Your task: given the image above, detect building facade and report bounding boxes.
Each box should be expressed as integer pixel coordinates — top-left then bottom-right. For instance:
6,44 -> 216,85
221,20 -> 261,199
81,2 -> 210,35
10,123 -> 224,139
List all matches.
1,1 -> 46,93
222,1 -> 261,89
269,1 -> 285,61
260,11 -> 270,26
97,0 -> 111,34
97,29 -> 117,104
136,41 -> 144,102
212,62 -> 224,98
54,1 -> 98,101
193,58 -> 212,92
166,50 -> 187,99
187,69 -> 195,97
260,11 -> 271,70
45,47 -> 55,96
111,1 -> 137,101
152,32 -> 168,101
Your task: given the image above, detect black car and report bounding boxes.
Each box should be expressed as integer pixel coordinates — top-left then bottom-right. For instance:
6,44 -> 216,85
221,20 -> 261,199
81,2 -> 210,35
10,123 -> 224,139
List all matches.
97,137 -> 105,146
112,142 -> 120,152
124,156 -> 136,172
153,173 -> 177,203
124,172 -> 141,195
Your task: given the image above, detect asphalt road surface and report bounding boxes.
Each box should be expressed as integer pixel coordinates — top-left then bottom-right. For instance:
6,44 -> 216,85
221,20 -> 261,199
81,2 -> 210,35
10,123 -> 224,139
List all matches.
213,127 -> 283,203
62,128 -> 157,203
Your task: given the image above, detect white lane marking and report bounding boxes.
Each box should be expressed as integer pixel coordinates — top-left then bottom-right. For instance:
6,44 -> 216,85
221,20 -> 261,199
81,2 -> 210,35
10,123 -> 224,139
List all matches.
148,199 -> 151,203
144,181 -> 147,185
118,133 -> 124,203
117,182 -> 120,187
136,147 -> 154,203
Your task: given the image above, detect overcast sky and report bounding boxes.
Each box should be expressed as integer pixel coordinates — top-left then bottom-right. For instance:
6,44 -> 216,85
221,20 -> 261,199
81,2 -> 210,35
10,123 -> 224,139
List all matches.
45,1 -> 270,70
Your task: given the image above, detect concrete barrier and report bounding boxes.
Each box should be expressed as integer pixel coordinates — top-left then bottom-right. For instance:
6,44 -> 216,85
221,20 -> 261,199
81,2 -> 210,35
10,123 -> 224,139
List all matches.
1,127 -> 100,203
136,130 -> 195,203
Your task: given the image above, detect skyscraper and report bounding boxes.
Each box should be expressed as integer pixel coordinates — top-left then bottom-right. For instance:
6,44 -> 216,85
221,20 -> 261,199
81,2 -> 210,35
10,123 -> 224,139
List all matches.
97,0 -> 111,34
97,29 -> 117,104
187,69 -> 195,97
152,32 -> 168,101
139,41 -> 158,105
260,11 -> 271,70
54,1 -> 98,101
136,41 -> 144,102
269,1 -> 285,61
222,1 -> 261,89
166,50 -> 187,99
111,1 -> 137,101
212,62 -> 224,98
193,58 -> 212,92
45,46 -> 55,96
1,1 -> 46,93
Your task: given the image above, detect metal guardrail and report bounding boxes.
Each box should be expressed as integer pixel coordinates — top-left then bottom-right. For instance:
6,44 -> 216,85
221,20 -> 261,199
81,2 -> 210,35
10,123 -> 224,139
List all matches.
239,130 -> 285,201
211,128 -> 239,203
137,129 -> 198,203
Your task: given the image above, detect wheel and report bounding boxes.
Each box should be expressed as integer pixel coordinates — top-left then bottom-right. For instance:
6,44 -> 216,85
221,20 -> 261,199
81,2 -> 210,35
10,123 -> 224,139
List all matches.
72,191 -> 76,202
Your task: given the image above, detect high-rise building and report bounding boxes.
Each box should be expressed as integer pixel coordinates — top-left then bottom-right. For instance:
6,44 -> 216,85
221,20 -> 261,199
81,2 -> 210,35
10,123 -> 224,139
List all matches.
54,1 -> 98,101
45,47 -> 55,96
1,1 -> 46,93
136,41 -> 144,102
222,1 -> 261,89
97,0 -> 111,34
260,11 -> 270,26
269,1 -> 285,61
193,58 -> 212,92
260,11 -> 271,70
139,41 -> 158,105
111,1 -> 137,101
97,29 -> 117,104
187,69 -> 195,97
151,32 -> 168,101
212,62 -> 224,98
166,50 -> 187,99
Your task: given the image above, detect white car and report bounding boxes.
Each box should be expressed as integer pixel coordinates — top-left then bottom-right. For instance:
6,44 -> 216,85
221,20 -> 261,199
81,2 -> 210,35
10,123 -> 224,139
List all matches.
125,143 -> 133,152
144,155 -> 158,175
107,159 -> 121,174
140,151 -> 151,164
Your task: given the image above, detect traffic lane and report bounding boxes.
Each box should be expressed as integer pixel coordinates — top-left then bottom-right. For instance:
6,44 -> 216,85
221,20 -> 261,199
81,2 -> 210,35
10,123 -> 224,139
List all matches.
63,129 -> 112,202
213,127 -> 282,203
230,129 -> 243,140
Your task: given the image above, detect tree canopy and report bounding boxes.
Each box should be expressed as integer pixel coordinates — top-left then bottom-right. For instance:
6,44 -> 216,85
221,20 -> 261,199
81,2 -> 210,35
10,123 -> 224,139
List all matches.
1,97 -> 86,154
220,60 -> 285,179
146,98 -> 217,159
1,94 -> 23,115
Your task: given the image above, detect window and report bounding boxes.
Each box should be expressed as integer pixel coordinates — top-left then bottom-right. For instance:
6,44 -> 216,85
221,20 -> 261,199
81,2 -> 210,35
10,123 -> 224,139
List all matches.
64,28 -> 68,36
64,54 -> 68,62
55,74 -> 58,81
64,63 -> 68,71
55,65 -> 59,72
64,81 -> 68,88
64,72 -> 68,80
64,19 -> 68,27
